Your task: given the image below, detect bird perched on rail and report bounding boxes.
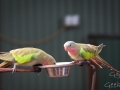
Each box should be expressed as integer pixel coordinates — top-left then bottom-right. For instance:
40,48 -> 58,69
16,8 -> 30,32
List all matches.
64,41 -> 119,73
0,47 -> 56,73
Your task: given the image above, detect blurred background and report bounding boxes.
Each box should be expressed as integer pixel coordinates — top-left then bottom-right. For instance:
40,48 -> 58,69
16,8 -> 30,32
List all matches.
0,0 -> 120,90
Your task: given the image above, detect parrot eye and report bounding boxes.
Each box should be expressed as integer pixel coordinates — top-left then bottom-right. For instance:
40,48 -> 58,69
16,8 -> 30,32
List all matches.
69,44 -> 72,46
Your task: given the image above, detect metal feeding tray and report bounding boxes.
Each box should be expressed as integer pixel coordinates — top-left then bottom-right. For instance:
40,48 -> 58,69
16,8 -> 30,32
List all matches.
39,62 -> 74,77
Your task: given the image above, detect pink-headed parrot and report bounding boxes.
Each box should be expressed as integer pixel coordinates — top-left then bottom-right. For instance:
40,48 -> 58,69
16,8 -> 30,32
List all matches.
0,47 -> 56,72
64,41 -> 119,73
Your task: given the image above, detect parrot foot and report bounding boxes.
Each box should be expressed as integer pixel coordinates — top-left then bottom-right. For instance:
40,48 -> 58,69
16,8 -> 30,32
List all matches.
72,60 -> 81,64
78,60 -> 91,66
33,64 -> 42,75
12,65 -> 16,73
72,60 -> 91,66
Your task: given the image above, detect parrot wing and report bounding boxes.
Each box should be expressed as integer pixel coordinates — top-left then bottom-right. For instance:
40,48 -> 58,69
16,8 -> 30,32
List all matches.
10,47 -> 41,64
79,45 -> 97,60
0,52 -> 14,61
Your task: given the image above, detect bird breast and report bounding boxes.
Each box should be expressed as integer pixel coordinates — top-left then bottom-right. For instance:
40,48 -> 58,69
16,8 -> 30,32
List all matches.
68,52 -> 84,60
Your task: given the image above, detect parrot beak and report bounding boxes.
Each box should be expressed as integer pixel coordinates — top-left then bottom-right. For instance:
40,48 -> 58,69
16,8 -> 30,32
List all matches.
64,43 -> 69,51
64,47 -> 68,51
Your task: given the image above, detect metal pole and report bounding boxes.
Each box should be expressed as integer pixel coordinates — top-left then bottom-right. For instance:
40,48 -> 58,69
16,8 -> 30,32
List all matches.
89,64 -> 96,90
76,61 -> 96,90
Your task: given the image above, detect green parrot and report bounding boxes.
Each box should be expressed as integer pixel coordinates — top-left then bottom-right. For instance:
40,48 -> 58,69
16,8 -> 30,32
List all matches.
0,47 -> 56,72
64,41 -> 119,73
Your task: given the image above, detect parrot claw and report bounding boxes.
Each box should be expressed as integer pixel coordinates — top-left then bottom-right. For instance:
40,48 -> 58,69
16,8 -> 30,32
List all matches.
33,64 -> 42,74
72,60 -> 91,66
79,61 -> 90,66
12,65 -> 16,73
72,60 -> 83,65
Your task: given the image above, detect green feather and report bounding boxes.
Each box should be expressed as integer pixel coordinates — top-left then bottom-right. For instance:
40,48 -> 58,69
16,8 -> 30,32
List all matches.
12,53 -> 37,64
79,48 -> 94,60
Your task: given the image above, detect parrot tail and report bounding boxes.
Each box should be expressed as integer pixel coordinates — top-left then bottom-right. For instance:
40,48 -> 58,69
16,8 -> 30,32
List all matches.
0,52 -> 8,54
90,58 -> 103,68
0,52 -> 14,61
0,61 -> 13,68
97,43 -> 106,54
94,55 -> 119,73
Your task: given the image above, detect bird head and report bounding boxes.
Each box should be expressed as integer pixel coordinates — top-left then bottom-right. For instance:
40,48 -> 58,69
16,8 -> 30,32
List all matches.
43,60 -> 56,65
43,55 -> 56,65
36,52 -> 56,65
63,41 -> 77,54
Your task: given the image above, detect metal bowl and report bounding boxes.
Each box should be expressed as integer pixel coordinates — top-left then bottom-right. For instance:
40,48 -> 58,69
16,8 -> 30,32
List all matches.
39,62 -> 74,78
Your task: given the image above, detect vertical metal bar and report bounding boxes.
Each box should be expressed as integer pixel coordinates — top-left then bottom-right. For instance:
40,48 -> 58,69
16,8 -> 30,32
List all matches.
90,64 -> 96,90
77,61 -> 96,90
